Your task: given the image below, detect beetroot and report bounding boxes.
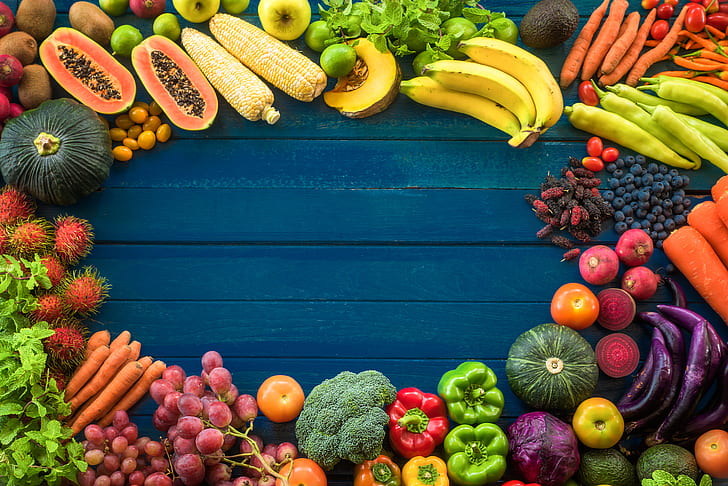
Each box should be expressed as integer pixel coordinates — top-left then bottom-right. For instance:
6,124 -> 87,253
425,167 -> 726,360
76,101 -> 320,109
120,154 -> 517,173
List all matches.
597,288 -> 636,331
622,266 -> 660,300
579,245 -> 620,285
615,228 -> 654,267
595,333 -> 640,378
0,54 -> 22,87
0,2 -> 13,38
129,0 -> 166,18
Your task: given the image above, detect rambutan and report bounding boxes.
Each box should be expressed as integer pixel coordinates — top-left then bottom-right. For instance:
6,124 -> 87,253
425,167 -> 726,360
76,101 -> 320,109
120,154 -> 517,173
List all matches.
43,325 -> 86,371
7,218 -> 53,258
0,185 -> 35,225
60,267 -> 110,316
29,292 -> 67,323
0,225 -> 10,255
39,254 -> 67,288
53,215 -> 94,265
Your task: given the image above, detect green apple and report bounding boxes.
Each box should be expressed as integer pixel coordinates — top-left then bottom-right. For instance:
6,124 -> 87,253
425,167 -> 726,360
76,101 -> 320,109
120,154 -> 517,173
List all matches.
221,0 -> 249,14
172,0 -> 220,23
258,0 -> 311,41
100,0 -> 129,16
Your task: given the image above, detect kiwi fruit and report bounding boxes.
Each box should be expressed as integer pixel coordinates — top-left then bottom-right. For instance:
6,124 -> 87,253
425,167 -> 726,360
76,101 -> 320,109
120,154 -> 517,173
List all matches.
69,2 -> 115,46
15,0 -> 57,42
18,64 -> 51,109
0,31 -> 38,66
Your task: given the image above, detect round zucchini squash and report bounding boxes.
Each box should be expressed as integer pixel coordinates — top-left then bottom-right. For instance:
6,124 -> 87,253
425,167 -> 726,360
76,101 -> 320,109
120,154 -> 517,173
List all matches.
506,322 -> 598,412
0,98 -> 113,206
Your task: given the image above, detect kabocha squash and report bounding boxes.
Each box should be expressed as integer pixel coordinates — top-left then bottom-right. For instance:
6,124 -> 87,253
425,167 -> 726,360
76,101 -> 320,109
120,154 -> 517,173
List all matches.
323,38 -> 401,119
39,27 -> 136,114
131,35 -> 218,131
505,323 -> 598,412
0,98 -> 113,206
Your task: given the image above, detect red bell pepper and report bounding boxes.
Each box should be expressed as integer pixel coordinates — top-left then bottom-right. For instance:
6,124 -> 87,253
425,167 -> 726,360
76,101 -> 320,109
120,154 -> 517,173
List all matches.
385,387 -> 449,458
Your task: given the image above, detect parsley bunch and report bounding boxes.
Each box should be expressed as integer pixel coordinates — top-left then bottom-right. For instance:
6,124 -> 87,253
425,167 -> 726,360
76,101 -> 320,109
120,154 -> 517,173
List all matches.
0,256 -> 86,486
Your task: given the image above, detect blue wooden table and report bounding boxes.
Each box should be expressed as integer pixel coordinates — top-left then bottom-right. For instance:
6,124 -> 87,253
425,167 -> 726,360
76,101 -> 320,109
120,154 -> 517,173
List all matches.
15,0 -> 728,481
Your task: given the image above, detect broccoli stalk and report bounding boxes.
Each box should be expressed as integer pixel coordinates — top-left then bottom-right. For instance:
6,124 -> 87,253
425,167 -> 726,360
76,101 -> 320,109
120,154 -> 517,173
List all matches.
294,370 -> 397,470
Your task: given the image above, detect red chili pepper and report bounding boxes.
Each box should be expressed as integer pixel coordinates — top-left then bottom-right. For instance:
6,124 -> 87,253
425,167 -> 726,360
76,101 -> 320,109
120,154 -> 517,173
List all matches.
502,481 -> 541,486
385,387 -> 449,459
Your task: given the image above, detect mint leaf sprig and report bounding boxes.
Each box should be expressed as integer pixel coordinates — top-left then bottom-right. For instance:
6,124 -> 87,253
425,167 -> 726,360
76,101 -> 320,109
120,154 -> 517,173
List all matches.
642,470 -> 713,486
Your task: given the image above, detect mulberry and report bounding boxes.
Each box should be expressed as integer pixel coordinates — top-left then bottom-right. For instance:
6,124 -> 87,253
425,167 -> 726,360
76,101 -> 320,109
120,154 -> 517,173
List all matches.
532,199 -> 550,213
541,187 -> 565,200
536,224 -> 554,239
561,248 -> 581,261
570,206 -> 586,227
551,235 -> 574,249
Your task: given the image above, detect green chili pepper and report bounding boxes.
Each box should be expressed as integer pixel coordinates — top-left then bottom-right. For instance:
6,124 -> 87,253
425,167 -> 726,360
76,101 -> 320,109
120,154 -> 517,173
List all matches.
639,104 -> 728,153
637,78 -> 728,126
592,81 -> 700,166
650,105 -> 728,174
443,423 -> 508,486
564,103 -> 696,170
437,361 -> 504,425
642,75 -> 728,106
606,83 -> 709,117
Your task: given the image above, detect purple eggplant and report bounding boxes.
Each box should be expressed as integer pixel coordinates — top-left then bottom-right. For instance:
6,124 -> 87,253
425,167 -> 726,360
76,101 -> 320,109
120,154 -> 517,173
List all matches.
674,357 -> 728,441
649,321 -> 711,445
616,343 -> 655,407
663,275 -> 687,308
638,311 -> 685,373
617,329 -> 673,421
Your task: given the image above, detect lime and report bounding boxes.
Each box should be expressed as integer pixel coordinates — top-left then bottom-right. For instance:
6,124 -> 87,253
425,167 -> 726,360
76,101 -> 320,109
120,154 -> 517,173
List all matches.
110,25 -> 143,57
304,20 -> 335,53
441,17 -> 478,58
319,43 -> 357,78
221,0 -> 249,14
412,50 -> 436,76
491,17 -> 519,44
99,0 -> 129,16
404,28 -> 431,53
153,13 -> 181,41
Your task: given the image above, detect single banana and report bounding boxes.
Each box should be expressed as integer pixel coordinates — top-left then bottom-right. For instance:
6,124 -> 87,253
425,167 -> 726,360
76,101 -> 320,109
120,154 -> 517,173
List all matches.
400,76 -> 540,148
458,37 -> 564,132
422,59 -> 538,132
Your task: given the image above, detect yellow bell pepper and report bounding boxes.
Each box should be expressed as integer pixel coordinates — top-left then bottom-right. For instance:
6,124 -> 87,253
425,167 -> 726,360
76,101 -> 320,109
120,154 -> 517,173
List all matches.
402,456 -> 449,486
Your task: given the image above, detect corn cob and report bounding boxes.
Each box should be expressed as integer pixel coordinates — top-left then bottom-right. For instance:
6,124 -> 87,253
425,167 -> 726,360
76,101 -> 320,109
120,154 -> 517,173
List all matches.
208,13 -> 327,102
180,27 -> 280,124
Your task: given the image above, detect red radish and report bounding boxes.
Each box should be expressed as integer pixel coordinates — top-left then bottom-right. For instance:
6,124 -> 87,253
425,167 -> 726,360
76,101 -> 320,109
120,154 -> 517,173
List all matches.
622,266 -> 660,300
597,288 -> 636,330
595,332 -> 640,378
579,244 -> 620,285
0,55 -> 22,87
129,0 -> 166,18
0,91 -> 9,121
615,228 -> 654,266
8,103 -> 24,119
0,2 -> 13,38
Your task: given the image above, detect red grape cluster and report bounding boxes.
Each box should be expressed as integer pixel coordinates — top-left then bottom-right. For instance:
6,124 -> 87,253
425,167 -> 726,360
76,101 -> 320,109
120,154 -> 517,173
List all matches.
78,410 -> 173,486
149,351 -> 299,486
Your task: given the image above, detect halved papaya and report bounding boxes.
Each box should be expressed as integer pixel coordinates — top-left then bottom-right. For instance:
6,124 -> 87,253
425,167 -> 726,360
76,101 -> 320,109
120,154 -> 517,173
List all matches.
39,27 -> 136,115
131,35 -> 218,131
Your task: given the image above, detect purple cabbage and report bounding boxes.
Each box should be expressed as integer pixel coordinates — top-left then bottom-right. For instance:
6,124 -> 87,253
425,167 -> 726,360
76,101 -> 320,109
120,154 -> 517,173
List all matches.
507,411 -> 580,486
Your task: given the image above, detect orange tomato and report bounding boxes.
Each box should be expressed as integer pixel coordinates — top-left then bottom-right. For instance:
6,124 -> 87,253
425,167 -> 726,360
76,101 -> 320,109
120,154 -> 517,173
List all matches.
276,458 -> 327,486
550,283 -> 599,330
572,397 -> 624,449
695,429 -> 728,478
257,374 -> 305,423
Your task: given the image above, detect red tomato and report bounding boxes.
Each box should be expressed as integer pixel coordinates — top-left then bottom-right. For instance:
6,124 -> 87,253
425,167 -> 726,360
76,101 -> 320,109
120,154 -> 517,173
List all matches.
707,12 -> 728,30
582,156 -> 605,172
642,0 -> 659,8
663,0 -> 679,5
578,80 -> 600,106
601,146 -> 620,162
650,19 -> 670,40
586,137 -> 604,157
277,458 -> 328,486
685,3 -> 707,32
694,429 -> 728,479
657,2 -> 674,18
550,283 -> 600,330
256,375 -> 305,423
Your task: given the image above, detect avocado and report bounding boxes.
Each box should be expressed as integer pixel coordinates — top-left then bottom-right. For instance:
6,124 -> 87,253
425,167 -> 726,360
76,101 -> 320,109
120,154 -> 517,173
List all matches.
578,448 -> 638,486
518,0 -> 579,49
636,444 -> 699,482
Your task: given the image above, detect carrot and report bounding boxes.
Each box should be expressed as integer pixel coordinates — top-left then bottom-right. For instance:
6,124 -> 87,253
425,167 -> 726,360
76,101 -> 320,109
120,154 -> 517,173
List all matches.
644,39 -> 660,47
691,75 -> 728,89
678,30 -> 723,51
687,201 -> 728,268
601,11 -> 642,75
712,175 -> 728,202
626,4 -> 689,86
97,359 -> 167,428
69,344 -> 132,412
696,50 -> 728,63
69,360 -> 145,435
85,330 -> 110,359
109,330 -> 131,352
673,55 -> 728,71
581,0 -> 630,81
663,225 -> 728,325
64,344 -> 112,401
705,24 -> 726,40
560,0 -> 611,88
127,340 -> 142,361
599,8 -> 657,87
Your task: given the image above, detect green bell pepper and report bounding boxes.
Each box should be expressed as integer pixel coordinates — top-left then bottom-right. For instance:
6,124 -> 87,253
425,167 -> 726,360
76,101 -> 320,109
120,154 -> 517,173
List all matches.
443,423 -> 508,486
437,361 -> 504,424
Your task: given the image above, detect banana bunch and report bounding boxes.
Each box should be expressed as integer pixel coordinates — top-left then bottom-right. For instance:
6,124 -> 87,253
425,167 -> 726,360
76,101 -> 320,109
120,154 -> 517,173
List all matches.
400,37 -> 564,148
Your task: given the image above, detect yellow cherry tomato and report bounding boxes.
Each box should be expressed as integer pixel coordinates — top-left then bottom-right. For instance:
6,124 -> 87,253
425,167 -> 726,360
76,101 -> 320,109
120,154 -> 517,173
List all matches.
148,100 -> 163,116
122,137 -> 140,151
128,106 -> 149,124
132,100 -> 150,111
143,115 -> 162,132
127,124 -> 143,139
138,130 -> 156,150
156,123 -> 172,143
114,113 -> 134,130
572,397 -> 624,449
109,127 -> 127,142
112,145 -> 133,162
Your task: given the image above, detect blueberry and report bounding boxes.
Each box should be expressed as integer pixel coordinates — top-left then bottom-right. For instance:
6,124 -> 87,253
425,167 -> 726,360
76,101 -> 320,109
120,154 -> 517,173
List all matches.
612,197 -> 625,210
615,186 -> 627,196
613,168 -> 625,179
663,208 -> 673,218
654,173 -> 664,182
652,205 -> 663,215
614,210 -> 626,222
606,163 -> 618,173
614,221 -> 628,233
657,230 -> 668,240
623,173 -> 635,184
635,155 -> 646,164
683,198 -> 692,209
625,183 -> 636,193
653,182 -> 665,193
647,162 -> 659,174
602,190 -> 615,202
630,164 -> 644,176
623,193 -> 633,203
642,173 -> 654,185
657,214 -> 666,224
673,204 -> 684,214
674,188 -> 685,198
647,213 -> 657,223
639,200 -> 650,210
625,155 -> 636,166
662,199 -> 673,209
671,176 -> 684,188
622,205 -> 634,217
636,208 -> 648,218
664,218 -> 676,231
609,178 -> 621,189
615,158 -> 626,169
668,168 -> 679,177
660,164 -> 669,174
650,195 -> 660,206
674,214 -> 687,226
656,239 -> 664,249
650,230 -> 659,240
653,222 -> 664,232
639,190 -> 651,202
683,175 -> 690,186
631,221 -> 643,229
671,194 -> 683,204
641,219 -> 651,229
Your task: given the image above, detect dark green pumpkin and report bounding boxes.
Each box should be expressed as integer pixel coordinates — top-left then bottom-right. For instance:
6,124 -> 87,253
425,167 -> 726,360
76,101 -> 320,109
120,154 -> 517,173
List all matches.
506,322 -> 598,412
0,98 -> 113,206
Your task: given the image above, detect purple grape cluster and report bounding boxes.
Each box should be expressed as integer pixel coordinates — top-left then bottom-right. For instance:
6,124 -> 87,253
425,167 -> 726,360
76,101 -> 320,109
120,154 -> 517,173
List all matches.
78,410 -> 173,486
148,351 -> 299,486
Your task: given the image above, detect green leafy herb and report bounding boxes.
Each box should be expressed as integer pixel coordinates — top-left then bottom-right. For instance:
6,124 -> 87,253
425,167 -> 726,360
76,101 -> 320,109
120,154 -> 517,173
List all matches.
642,470 -> 713,486
0,255 -> 86,486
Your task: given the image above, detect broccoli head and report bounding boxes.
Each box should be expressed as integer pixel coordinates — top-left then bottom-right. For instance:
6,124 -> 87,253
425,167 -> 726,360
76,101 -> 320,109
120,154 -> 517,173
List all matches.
294,370 -> 397,470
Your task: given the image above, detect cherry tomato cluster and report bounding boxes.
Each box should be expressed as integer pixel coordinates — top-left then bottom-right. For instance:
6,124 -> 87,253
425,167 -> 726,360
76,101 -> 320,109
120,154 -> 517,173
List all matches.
642,0 -> 728,39
582,136 -> 620,173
